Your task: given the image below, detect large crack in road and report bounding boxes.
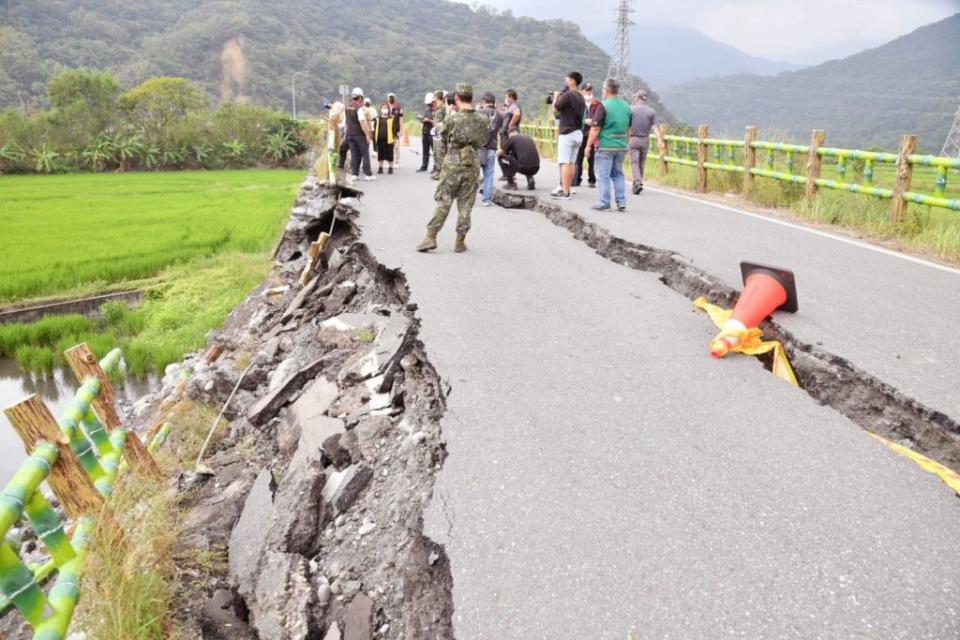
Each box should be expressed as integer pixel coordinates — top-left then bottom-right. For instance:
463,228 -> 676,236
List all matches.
495,188 -> 960,471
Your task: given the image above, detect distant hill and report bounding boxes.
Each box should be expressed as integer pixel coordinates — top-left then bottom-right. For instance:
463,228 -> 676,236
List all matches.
0,0 -> 673,121
660,13 -> 960,152
591,24 -> 801,91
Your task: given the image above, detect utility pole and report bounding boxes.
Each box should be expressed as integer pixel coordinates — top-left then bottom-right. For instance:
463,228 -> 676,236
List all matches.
940,98 -> 960,160
606,0 -> 635,96
291,71 -> 308,119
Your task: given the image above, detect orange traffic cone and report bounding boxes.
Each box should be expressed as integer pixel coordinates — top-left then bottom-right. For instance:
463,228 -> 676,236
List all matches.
401,131 -> 410,147
709,262 -> 798,358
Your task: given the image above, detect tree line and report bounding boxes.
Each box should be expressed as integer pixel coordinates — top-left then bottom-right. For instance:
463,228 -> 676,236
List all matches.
0,70 -> 315,174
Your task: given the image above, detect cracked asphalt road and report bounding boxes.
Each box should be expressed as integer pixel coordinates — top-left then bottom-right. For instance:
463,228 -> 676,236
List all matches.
355,164 -> 960,639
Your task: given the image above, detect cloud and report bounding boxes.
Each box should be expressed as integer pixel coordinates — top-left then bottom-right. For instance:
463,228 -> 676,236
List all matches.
458,0 -> 959,64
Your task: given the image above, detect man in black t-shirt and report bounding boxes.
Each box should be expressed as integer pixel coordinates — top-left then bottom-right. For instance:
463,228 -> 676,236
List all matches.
550,71 -> 586,200
497,127 -> 540,190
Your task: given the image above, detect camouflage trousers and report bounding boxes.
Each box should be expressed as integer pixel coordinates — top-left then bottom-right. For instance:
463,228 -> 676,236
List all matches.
432,138 -> 447,172
427,165 -> 480,235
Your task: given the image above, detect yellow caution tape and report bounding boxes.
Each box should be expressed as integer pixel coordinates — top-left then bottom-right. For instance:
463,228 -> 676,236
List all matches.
693,300 -> 960,495
693,297 -> 799,387
869,433 -> 960,495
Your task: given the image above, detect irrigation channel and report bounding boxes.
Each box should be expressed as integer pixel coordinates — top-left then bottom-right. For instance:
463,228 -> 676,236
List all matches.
0,358 -> 159,478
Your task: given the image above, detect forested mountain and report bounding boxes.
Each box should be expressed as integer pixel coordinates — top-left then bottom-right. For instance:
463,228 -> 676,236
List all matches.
660,13 -> 960,152
591,24 -> 801,91
0,0 -> 672,120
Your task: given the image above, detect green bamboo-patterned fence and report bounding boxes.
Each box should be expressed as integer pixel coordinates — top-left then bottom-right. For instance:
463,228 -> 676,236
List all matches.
524,119 -> 960,220
0,343 -> 166,639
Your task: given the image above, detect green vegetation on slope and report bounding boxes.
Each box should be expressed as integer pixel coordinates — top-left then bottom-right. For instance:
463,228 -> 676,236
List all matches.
0,252 -> 272,376
0,0 -> 672,122
661,13 -> 960,151
0,170 -> 302,300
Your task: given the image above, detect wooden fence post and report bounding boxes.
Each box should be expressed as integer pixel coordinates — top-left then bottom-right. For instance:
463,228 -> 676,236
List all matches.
63,344 -> 162,480
696,124 -> 709,193
742,126 -> 757,197
805,129 -> 825,202
891,134 -> 917,222
655,124 -> 669,174
5,396 -> 104,520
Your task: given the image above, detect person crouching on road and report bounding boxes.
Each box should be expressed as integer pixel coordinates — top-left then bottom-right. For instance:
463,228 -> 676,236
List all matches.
629,89 -> 656,194
477,92 -> 503,207
497,127 -> 540,191
587,78 -> 631,211
550,71 -> 586,201
374,102 -> 401,174
417,83 -> 488,254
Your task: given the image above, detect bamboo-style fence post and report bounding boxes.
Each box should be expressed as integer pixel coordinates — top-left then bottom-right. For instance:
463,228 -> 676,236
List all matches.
4,396 -> 104,520
805,129 -> 826,201
696,124 -> 709,193
891,134 -> 917,222
63,344 -> 162,479
655,123 -> 669,174
742,126 -> 758,196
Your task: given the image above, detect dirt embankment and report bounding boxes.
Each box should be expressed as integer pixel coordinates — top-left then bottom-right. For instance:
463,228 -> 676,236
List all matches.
148,177 -> 454,639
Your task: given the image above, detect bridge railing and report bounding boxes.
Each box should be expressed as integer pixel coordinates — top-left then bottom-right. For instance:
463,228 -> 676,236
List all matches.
523,119 -> 960,221
0,343 -> 165,639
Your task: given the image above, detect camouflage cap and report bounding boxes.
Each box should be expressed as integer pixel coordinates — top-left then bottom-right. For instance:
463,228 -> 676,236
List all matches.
455,82 -> 473,94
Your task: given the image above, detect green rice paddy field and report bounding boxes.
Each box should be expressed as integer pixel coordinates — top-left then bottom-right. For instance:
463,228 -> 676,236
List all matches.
0,170 -> 305,375
1,170 -> 305,301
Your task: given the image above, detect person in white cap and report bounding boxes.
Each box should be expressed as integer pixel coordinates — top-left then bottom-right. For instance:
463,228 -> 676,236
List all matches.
343,87 -> 375,180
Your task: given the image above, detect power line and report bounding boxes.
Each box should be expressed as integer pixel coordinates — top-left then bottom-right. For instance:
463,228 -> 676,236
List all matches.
941,99 -> 960,159
607,0 -> 636,93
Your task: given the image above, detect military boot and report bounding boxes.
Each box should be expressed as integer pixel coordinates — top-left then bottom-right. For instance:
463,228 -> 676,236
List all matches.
416,232 -> 438,252
454,233 -> 467,253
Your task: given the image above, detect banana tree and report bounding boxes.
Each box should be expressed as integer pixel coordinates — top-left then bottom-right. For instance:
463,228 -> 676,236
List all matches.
220,139 -> 248,167
263,131 -> 297,163
0,144 -> 26,173
81,137 -> 117,171
112,135 -> 143,172
30,145 -> 58,174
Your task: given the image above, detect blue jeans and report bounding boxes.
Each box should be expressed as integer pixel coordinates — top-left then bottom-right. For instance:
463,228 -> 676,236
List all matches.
478,148 -> 496,203
595,150 -> 626,208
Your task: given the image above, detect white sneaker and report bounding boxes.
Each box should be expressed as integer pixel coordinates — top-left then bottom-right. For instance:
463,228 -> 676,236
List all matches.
550,186 -> 565,196
481,201 -> 492,207
363,175 -> 377,181
570,187 -> 578,195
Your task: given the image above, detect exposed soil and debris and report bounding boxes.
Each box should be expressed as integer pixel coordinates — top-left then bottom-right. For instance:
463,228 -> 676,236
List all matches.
125,177 -> 454,639
496,189 -> 960,470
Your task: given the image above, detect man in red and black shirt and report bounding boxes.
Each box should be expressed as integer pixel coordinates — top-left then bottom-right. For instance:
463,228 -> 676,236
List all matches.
574,83 -> 602,188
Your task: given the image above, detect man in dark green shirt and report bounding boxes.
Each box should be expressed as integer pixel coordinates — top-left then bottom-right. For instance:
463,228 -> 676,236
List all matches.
585,78 -> 632,212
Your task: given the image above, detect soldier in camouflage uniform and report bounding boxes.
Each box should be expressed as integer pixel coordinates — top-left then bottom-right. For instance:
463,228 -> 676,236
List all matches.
430,91 -> 447,179
417,83 -> 489,254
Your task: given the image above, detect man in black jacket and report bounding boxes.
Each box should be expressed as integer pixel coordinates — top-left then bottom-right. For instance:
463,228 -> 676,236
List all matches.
497,127 -> 540,190
417,92 -> 436,172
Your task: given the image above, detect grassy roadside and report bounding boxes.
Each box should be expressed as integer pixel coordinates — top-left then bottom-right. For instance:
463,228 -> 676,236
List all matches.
641,161 -> 960,263
73,401 -> 221,639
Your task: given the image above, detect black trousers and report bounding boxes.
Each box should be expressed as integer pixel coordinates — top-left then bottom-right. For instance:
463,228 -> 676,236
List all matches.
574,132 -> 596,186
346,134 -> 371,177
498,156 -> 539,180
420,132 -> 432,170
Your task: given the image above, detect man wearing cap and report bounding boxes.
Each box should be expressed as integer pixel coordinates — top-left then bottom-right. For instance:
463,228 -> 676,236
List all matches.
343,87 -> 375,181
417,83 -> 488,254
574,83 -> 601,188
417,92 -> 436,173
477,92 -> 503,206
629,89 -> 657,194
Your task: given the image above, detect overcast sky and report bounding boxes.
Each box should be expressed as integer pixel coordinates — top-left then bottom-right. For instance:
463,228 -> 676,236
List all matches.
457,0 -> 960,64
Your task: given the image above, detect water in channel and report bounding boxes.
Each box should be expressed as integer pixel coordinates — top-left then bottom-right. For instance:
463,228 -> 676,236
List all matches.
0,358 -> 160,480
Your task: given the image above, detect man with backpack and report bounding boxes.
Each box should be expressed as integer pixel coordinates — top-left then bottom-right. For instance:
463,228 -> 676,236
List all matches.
476,92 -> 503,207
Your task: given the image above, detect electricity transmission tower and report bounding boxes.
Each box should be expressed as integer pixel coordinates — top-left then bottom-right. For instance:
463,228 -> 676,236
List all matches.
941,98 -> 960,159
606,0 -> 635,95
